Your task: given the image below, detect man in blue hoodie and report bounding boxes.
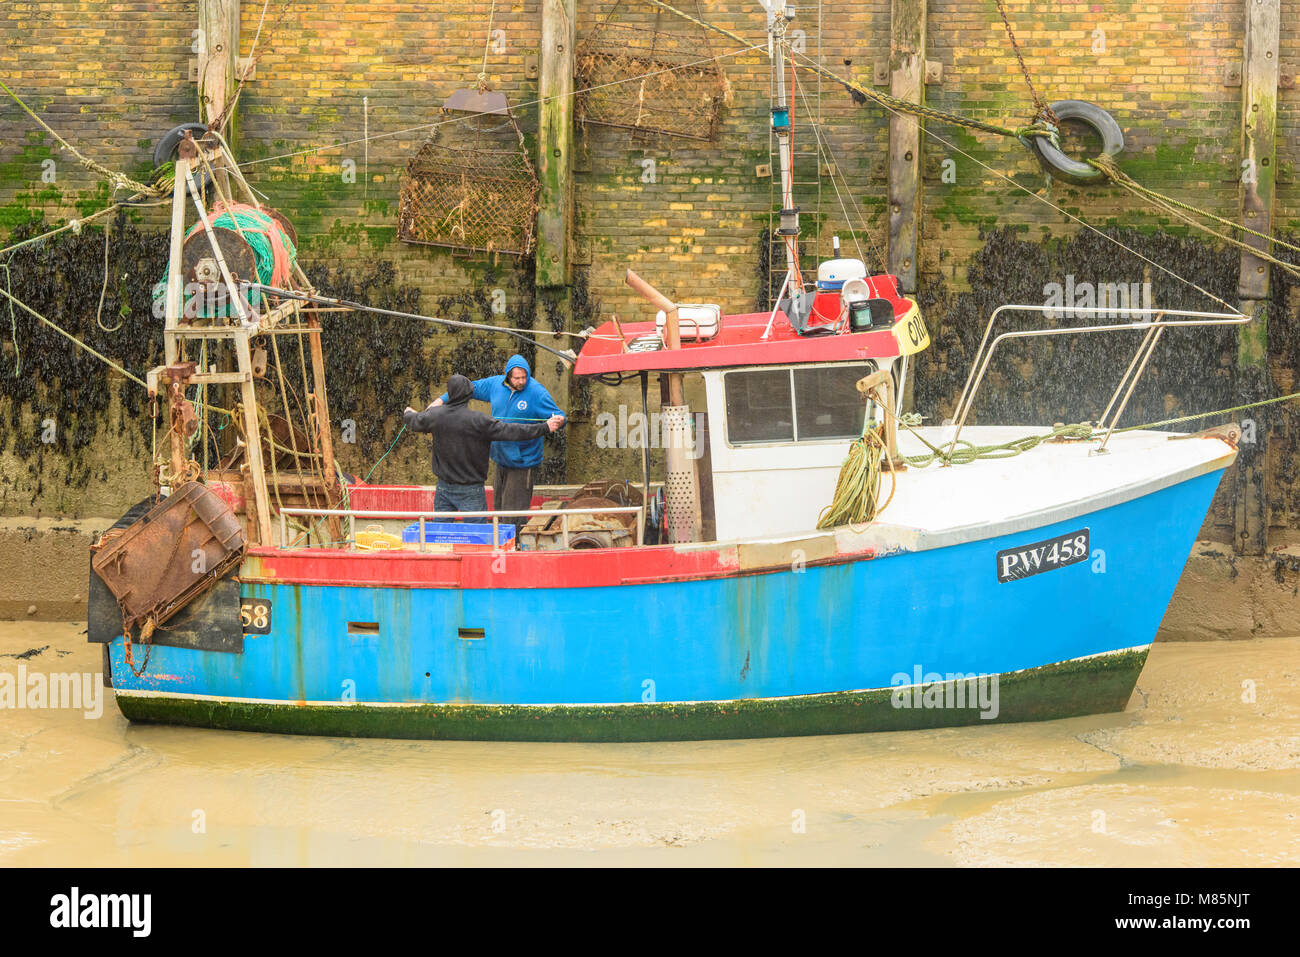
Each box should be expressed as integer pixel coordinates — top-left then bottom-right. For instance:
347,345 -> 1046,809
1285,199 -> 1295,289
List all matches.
432,354 -> 565,516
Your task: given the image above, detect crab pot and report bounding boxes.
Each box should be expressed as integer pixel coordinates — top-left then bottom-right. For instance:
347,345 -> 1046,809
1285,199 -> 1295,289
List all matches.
576,17 -> 729,141
397,142 -> 538,256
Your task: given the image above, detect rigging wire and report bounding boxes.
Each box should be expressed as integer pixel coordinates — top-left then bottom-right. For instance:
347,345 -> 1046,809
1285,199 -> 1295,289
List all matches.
791,65 -> 879,268
249,284 -> 582,363
779,49 -> 1242,313
639,0 -> 1262,311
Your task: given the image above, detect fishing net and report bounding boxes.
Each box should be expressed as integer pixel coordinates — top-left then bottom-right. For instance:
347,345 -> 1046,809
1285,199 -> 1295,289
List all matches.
576,0 -> 731,141
154,202 -> 297,318
398,106 -> 539,257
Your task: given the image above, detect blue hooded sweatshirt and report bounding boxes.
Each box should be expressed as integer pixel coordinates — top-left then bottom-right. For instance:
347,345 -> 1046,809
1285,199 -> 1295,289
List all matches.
439,354 -> 564,469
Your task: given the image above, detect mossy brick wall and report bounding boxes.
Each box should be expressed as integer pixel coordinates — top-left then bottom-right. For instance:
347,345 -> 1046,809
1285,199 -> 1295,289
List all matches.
923,0 -> 1277,283
2,1 -> 1299,533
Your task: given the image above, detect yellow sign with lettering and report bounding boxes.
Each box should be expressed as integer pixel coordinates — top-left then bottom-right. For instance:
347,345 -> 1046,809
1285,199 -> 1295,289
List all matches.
892,303 -> 930,356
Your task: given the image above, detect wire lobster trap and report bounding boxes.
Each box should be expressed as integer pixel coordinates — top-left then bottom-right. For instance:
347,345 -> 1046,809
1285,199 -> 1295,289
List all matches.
576,0 -> 731,141
398,89 -> 539,256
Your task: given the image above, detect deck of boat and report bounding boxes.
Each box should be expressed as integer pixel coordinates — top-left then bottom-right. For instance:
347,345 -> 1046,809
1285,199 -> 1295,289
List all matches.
817,425 -> 1236,554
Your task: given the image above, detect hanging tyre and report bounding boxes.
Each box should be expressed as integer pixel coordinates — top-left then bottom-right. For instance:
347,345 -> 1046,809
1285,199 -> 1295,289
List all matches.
152,122 -> 213,192
1028,100 -> 1124,187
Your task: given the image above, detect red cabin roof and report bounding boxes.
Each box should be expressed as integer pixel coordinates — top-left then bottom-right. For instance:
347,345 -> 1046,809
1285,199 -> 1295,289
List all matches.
574,306 -> 919,376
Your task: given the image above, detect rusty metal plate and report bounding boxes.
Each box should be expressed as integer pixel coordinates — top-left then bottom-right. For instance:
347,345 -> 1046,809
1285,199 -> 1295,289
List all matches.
91,482 -> 246,639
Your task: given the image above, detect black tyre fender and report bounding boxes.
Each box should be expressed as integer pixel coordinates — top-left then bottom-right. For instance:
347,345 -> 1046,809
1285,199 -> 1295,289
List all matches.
1028,100 -> 1124,187
152,122 -> 213,192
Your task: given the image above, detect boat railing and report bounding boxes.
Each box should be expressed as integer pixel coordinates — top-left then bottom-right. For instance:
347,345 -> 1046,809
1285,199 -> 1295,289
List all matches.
276,505 -> 646,551
949,304 -> 1250,455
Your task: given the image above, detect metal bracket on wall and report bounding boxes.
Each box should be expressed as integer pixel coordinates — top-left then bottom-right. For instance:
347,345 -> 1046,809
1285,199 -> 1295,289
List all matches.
190,56 -> 256,83
1218,60 -> 1294,88
874,60 -> 943,86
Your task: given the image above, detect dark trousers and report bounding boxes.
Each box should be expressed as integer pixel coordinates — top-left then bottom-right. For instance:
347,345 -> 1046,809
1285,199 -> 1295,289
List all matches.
493,464 -> 535,521
433,481 -> 488,523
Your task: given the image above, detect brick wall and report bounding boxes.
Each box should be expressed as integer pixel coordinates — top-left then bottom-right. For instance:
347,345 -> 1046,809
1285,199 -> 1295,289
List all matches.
2,1 -> 1298,532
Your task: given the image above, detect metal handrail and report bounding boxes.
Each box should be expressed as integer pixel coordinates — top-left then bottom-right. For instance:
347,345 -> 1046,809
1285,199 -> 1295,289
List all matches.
276,505 -> 645,551
946,304 -> 1250,456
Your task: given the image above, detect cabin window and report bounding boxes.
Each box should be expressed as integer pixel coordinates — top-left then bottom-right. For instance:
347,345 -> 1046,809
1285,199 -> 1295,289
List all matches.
725,368 -> 795,443
794,366 -> 869,439
724,364 -> 872,445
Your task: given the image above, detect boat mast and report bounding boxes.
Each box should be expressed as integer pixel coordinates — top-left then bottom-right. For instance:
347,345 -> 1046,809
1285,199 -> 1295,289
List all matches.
762,2 -> 803,339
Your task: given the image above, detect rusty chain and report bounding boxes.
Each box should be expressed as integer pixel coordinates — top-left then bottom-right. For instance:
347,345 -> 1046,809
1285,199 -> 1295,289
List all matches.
994,0 -> 1060,126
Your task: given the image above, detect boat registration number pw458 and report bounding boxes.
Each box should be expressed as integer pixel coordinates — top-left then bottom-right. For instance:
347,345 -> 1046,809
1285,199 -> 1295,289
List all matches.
996,529 -> 1089,583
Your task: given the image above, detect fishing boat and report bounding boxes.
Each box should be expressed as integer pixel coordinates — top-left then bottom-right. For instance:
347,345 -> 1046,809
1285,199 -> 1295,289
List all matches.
87,13 -> 1248,743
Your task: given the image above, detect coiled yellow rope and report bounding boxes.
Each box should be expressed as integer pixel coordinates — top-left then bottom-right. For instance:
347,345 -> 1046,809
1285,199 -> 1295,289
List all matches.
817,399 -> 897,530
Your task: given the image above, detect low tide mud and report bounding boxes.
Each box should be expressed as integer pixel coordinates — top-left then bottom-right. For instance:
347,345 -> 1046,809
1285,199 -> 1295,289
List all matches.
1,623 -> 1297,865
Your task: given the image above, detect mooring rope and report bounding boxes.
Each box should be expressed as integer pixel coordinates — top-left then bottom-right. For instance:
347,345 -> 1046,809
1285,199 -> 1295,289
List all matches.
0,284 -> 147,387
0,78 -> 165,198
1,262 -> 18,377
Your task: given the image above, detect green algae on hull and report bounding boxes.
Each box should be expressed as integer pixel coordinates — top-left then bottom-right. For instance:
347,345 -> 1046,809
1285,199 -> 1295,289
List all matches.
112,648 -> 1149,743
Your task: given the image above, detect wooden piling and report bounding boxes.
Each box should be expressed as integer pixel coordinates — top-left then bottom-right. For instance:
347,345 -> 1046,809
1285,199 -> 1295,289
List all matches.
1234,0 -> 1279,556
887,0 -> 926,295
536,0 -> 575,289
197,0 -> 240,148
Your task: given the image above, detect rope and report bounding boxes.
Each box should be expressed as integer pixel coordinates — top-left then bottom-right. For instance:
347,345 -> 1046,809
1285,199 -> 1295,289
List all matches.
478,0 -> 497,90
994,0 -> 1059,125
206,0 -> 292,134
903,421 -> 1095,468
1,262 -> 17,377
1117,390 -> 1300,433
0,78 -> 164,197
1086,154 -> 1300,281
0,284 -> 147,387
364,424 -> 407,483
817,391 -> 897,528
0,199 -> 168,259
94,201 -> 124,332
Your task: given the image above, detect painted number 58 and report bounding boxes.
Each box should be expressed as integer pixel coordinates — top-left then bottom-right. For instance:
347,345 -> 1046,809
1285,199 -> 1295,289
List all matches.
240,600 -> 272,634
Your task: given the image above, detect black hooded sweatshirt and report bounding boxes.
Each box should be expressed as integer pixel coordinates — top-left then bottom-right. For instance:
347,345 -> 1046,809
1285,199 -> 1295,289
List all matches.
403,374 -> 550,485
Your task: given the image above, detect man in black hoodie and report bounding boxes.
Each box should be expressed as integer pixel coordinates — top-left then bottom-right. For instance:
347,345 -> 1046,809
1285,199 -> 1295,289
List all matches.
403,374 -> 564,522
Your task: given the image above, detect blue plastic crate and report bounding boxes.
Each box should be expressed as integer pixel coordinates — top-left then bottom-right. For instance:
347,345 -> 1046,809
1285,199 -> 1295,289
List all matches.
401,521 -> 516,545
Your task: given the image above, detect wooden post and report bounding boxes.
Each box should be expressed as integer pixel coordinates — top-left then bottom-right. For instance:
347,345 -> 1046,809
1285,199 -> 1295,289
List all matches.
163,158 -> 188,366
536,0 -> 574,288
198,0 -> 240,149
1234,0 -> 1279,556
887,0 -> 926,294
533,0 -> 576,479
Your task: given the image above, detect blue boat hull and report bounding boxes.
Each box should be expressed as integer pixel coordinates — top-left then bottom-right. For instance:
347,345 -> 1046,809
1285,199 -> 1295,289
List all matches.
107,469 -> 1223,740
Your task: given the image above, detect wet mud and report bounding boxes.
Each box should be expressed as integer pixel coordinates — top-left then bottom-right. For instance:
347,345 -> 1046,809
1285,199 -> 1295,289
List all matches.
1,622 -> 1297,866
